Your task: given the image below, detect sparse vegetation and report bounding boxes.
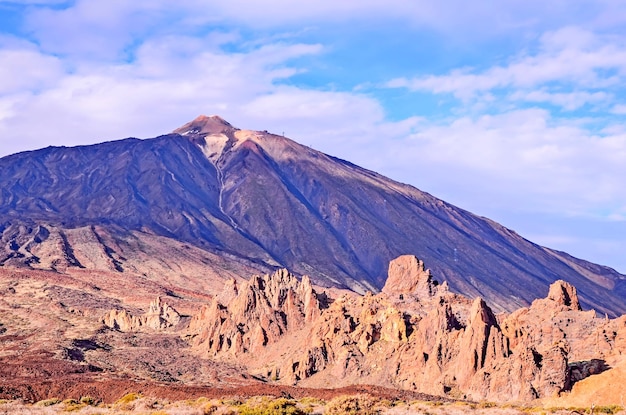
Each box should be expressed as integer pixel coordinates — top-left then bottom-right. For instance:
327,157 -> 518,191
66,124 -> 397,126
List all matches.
79,396 -> 96,405
594,406 -> 623,415
114,392 -> 142,411
35,397 -> 61,407
238,396 -> 307,415
0,396 -> 622,415
61,398 -> 85,411
325,394 -> 382,415
116,393 -> 141,405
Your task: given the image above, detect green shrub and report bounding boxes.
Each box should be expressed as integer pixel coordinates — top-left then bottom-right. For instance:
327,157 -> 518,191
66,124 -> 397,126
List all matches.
116,392 -> 141,405
203,403 -> 218,414
35,397 -> 61,407
298,397 -> 324,406
325,394 -> 381,415
594,405 -> 623,415
79,396 -> 96,405
238,397 -> 306,415
62,398 -> 85,412
114,392 -> 142,410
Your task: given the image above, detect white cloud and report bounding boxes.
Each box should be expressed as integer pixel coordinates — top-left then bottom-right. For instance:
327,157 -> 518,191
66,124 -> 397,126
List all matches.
16,0 -> 626,63
611,104 -> 626,114
0,47 -> 64,94
372,109 -> 626,218
242,87 -> 383,125
387,27 -> 626,106
0,34 -> 372,157
510,89 -> 611,110
24,1 -> 169,60
0,0 -> 68,3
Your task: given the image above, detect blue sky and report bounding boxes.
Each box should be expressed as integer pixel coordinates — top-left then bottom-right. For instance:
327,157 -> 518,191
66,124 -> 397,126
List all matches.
1,0 -> 625,273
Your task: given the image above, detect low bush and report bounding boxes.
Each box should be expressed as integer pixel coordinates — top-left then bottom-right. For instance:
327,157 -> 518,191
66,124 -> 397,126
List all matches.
116,392 -> 141,405
62,398 -> 85,412
114,392 -> 142,411
595,405 -> 623,415
35,397 -> 61,407
325,394 -> 381,415
79,396 -> 96,405
238,397 -> 307,415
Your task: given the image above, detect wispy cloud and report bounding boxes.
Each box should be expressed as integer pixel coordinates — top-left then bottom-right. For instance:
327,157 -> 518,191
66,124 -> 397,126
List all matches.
385,109 -> 626,212
387,27 -> 626,108
509,90 -> 610,111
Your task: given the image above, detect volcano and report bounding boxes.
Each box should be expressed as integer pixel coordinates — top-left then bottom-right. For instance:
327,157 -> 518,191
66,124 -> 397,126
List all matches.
1,115 -> 624,315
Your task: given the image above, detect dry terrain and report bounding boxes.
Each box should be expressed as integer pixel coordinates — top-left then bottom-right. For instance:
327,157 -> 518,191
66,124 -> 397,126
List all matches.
0,394 -> 621,415
1,254 -> 625,406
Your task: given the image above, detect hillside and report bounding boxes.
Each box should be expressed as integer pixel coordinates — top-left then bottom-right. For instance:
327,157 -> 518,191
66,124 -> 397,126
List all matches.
0,115 -> 624,315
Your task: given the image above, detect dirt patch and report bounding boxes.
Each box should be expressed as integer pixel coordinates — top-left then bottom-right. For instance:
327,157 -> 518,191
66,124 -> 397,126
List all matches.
0,375 -> 447,404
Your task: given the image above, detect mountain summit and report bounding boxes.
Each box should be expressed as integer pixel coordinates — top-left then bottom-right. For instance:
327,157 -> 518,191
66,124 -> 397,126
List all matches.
1,116 -> 625,315
173,115 -> 235,136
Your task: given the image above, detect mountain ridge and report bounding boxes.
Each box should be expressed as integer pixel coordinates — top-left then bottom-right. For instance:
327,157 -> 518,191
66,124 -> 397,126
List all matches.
1,115 -> 625,315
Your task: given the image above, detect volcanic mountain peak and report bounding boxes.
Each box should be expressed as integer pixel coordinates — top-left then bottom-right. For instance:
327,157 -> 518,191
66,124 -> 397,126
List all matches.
172,115 -> 236,137
175,115 -> 310,166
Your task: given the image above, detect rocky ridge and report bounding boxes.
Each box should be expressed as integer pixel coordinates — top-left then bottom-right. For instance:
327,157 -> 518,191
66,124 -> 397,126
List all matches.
103,297 -> 182,331
187,255 -> 626,402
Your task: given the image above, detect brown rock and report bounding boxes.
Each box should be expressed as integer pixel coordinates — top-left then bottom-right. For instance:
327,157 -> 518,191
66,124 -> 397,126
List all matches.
382,255 -> 445,300
547,280 -> 582,310
185,257 -> 626,403
103,296 -> 181,331
188,269 -> 323,357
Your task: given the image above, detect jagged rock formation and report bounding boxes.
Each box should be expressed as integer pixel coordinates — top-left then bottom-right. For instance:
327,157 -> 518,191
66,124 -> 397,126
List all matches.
188,269 -> 324,356
187,255 -> 626,402
1,115 -> 625,315
382,254 -> 447,300
104,297 -> 181,331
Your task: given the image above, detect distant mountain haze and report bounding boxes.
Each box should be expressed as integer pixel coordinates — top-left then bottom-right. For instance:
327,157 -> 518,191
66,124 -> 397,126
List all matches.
1,115 -> 625,315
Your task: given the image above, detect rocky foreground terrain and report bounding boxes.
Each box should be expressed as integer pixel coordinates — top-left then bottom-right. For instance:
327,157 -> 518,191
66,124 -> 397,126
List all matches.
0,254 -> 624,406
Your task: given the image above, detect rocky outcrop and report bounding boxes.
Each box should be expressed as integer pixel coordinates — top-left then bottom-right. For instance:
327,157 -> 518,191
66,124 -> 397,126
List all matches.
382,255 -> 447,300
188,269 -> 324,357
104,297 -> 181,331
186,255 -> 623,402
547,280 -> 582,310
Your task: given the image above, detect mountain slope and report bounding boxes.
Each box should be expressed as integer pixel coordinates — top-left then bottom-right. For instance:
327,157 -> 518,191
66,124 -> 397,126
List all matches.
1,115 -> 624,315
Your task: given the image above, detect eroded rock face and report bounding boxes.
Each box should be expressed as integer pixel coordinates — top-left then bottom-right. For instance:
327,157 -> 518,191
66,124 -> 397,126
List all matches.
103,296 -> 181,331
188,269 -> 323,357
547,280 -> 582,310
185,255 -> 624,402
382,255 -> 447,300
